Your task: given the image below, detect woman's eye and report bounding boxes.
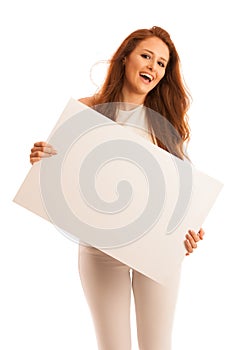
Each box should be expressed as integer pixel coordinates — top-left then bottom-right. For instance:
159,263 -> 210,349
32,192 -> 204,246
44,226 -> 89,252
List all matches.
141,54 -> 151,59
158,61 -> 165,68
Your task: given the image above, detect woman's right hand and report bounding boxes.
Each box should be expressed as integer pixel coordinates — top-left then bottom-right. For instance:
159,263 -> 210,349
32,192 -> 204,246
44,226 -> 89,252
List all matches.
30,141 -> 57,165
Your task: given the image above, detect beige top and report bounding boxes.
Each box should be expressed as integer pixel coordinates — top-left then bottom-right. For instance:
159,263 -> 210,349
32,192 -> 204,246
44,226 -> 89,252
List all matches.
80,105 -> 154,247
116,105 -> 154,143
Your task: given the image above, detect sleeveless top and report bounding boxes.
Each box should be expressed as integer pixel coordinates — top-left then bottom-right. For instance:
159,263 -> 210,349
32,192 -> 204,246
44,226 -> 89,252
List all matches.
79,105 -> 154,247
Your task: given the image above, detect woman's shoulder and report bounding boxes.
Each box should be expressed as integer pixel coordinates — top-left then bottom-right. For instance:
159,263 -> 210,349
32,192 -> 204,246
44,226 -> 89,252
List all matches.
78,96 -> 96,107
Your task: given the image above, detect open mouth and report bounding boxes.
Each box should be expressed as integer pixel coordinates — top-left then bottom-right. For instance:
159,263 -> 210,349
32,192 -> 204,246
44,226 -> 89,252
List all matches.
139,72 -> 154,83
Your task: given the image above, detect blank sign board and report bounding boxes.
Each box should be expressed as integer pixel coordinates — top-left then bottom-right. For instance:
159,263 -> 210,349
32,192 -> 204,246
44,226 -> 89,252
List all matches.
13,98 -> 223,284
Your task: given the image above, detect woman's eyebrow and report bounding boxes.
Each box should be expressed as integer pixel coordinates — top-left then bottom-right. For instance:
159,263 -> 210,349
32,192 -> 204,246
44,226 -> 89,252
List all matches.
143,49 -> 168,62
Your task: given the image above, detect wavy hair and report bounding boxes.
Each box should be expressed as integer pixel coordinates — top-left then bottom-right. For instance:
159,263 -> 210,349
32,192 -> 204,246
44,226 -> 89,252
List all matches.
93,26 -> 191,159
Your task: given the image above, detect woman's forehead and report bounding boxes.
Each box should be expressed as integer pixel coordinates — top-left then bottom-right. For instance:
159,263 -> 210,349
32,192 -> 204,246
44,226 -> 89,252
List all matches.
134,37 -> 169,58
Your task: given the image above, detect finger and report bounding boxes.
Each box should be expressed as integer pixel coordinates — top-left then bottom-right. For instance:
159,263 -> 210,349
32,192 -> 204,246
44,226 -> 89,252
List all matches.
30,151 -> 53,159
34,141 -> 53,147
185,233 -> 198,249
30,152 -> 55,164
184,239 -> 193,254
31,146 -> 57,155
198,228 -> 205,240
188,230 -> 200,243
30,157 -> 42,165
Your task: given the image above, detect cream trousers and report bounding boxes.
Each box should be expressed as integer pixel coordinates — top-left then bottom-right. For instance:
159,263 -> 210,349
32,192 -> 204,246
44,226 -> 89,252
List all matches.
78,244 -> 181,350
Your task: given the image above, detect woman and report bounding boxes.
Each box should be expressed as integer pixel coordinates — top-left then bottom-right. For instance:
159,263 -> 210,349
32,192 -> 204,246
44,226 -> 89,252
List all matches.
30,26 -> 204,350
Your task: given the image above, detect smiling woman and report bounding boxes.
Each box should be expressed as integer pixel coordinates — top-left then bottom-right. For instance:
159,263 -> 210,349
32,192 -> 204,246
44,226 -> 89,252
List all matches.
122,37 -> 169,100
29,26 -> 205,350
90,26 -> 191,160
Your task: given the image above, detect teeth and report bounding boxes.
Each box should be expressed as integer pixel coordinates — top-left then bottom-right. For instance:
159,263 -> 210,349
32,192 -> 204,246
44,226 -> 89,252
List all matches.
140,73 -> 153,82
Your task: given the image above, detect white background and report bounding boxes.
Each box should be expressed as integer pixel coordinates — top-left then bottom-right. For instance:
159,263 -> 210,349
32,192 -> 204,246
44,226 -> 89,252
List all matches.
1,0 -> 232,349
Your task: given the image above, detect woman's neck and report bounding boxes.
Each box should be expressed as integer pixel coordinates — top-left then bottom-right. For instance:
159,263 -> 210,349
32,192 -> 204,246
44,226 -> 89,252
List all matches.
120,88 -> 145,106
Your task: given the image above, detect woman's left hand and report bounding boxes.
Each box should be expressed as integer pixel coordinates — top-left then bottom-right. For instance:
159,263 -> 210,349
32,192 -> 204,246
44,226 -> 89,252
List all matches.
184,228 -> 205,256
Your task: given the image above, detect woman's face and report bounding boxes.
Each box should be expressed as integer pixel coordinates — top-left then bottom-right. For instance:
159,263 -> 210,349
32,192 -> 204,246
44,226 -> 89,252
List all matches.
122,37 -> 169,104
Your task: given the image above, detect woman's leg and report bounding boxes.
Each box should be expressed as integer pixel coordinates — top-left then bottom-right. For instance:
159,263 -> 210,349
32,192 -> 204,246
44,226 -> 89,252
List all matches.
78,244 -> 132,350
132,269 -> 181,350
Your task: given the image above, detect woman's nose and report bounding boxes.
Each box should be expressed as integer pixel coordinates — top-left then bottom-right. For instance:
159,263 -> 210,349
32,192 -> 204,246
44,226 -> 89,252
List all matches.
147,59 -> 156,72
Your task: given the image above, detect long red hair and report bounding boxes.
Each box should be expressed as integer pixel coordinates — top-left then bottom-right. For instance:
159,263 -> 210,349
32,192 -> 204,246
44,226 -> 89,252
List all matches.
93,26 -> 191,159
